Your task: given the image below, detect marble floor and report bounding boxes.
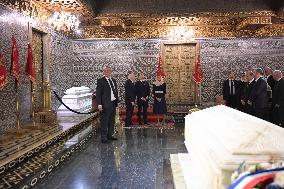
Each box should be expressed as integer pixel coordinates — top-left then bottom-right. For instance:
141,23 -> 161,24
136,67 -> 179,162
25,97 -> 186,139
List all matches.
35,125 -> 187,189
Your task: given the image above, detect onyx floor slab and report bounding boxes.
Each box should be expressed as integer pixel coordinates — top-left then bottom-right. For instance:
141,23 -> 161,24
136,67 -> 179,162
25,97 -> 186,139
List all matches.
36,125 -> 187,189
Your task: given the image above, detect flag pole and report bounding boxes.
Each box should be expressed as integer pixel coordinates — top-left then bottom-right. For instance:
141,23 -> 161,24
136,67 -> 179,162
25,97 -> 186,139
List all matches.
31,82 -> 35,127
27,19 -> 36,127
199,84 -> 202,106
194,82 -> 197,106
15,79 -> 20,130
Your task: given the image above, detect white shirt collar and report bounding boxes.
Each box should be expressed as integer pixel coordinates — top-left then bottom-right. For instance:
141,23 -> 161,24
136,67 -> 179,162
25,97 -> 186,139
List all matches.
249,78 -> 254,84
255,76 -> 261,82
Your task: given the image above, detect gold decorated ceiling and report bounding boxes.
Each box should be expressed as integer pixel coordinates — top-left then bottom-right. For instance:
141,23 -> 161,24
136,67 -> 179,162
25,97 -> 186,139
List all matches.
1,0 -> 284,38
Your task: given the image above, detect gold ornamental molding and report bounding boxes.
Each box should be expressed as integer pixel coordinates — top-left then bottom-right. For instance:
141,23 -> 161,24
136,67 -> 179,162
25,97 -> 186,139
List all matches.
81,24 -> 284,39
94,11 -> 277,19
78,11 -> 282,39
0,0 -> 95,31
255,24 -> 284,37
236,16 -> 272,30
100,17 -> 126,32
86,11 -> 276,27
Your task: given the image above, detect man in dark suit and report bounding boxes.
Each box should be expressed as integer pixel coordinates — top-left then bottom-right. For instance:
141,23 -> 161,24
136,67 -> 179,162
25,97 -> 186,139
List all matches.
272,70 -> 284,127
135,73 -> 150,125
223,71 -> 238,108
236,72 -> 247,111
264,67 -> 276,122
124,72 -> 136,127
264,67 -> 276,94
248,68 -> 268,120
241,71 -> 255,115
96,66 -> 119,143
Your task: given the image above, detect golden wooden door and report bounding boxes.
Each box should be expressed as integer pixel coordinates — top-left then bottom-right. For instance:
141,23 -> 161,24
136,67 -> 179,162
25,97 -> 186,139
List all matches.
163,43 -> 197,112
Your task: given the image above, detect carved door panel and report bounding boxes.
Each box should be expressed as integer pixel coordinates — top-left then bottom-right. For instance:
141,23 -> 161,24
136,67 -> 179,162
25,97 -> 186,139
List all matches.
164,45 -> 180,105
32,31 -> 43,112
163,43 -> 196,111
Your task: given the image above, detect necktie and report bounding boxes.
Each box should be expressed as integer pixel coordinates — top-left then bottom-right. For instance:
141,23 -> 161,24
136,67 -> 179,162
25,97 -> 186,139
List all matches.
108,78 -> 116,93
231,80 -> 234,95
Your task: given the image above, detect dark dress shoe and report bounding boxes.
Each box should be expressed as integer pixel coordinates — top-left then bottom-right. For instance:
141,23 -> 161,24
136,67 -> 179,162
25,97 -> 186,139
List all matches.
144,122 -> 150,125
108,137 -> 118,140
101,139 -> 110,143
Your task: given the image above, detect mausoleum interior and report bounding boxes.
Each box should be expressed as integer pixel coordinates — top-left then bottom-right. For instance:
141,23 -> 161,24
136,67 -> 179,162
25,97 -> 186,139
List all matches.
0,0 -> 284,188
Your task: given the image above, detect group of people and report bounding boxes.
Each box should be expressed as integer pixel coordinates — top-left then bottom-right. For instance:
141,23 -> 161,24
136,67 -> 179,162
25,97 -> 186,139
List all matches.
124,72 -> 167,127
222,67 -> 284,126
95,66 -> 167,143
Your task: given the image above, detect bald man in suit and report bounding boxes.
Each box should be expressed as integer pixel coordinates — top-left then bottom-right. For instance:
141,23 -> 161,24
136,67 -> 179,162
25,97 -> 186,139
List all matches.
96,66 -> 119,143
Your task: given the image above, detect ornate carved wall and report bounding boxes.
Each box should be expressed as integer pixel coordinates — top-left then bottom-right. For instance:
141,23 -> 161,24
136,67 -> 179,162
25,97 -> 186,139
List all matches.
72,39 -> 160,102
0,5 -> 31,133
1,3 -> 284,133
200,38 -> 284,103
0,5 -> 73,133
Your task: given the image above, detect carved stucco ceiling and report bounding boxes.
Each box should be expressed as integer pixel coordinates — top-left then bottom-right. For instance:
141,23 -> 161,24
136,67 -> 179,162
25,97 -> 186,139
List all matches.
1,0 -> 284,38
85,0 -> 277,15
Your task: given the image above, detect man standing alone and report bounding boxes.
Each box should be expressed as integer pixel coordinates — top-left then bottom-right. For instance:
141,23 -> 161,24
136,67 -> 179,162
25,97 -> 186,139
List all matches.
96,66 -> 119,143
124,72 -> 136,127
135,73 -> 150,125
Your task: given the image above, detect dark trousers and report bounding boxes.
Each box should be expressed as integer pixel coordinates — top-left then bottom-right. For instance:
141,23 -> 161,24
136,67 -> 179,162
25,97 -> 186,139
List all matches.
125,101 -> 134,127
253,107 -> 266,120
279,107 -> 284,127
272,107 -> 280,125
226,95 -> 237,109
137,99 -> 148,124
244,104 -> 253,115
100,101 -> 116,140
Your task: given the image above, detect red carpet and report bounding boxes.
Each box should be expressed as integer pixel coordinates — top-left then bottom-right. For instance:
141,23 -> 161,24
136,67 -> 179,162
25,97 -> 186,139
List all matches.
120,108 -> 163,124
120,108 -> 175,129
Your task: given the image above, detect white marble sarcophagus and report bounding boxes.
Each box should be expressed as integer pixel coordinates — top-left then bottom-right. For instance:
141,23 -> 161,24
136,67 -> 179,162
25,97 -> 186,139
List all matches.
184,105 -> 284,189
57,86 -> 93,116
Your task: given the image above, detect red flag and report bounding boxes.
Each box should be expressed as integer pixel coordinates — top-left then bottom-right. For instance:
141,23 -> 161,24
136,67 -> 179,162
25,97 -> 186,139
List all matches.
0,53 -> 7,90
26,43 -> 35,84
157,55 -> 166,77
193,55 -> 204,84
11,36 -> 19,81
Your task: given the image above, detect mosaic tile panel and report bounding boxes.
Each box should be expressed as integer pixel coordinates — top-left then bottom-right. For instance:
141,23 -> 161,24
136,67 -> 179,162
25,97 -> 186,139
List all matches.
50,34 -> 74,110
200,38 -> 284,103
72,39 -> 160,102
0,5 -> 31,133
